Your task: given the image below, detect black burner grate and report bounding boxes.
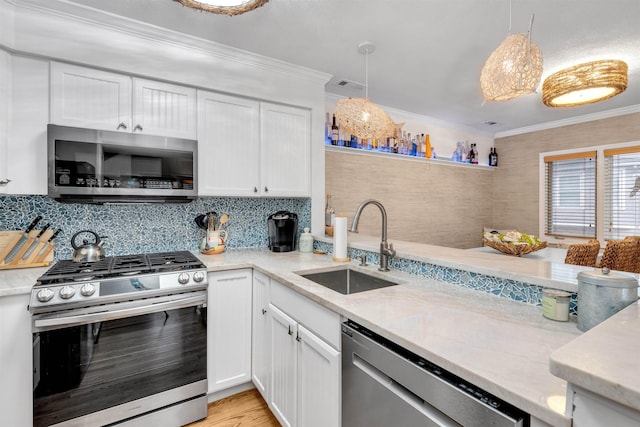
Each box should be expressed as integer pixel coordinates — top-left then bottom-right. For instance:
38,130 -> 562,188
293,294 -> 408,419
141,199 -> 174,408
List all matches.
36,251 -> 204,285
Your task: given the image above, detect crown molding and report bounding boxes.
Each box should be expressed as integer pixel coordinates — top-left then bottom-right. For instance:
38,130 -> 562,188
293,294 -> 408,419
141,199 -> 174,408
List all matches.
9,0 -> 331,84
494,105 -> 640,138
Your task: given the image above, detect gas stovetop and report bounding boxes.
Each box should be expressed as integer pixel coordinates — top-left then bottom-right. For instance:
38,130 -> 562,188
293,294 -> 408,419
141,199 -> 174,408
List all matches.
37,251 -> 205,285
30,251 -> 207,313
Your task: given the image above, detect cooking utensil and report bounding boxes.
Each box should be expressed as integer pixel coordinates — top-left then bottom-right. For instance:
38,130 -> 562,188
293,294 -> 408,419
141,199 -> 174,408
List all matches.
194,211 -> 217,230
2,216 -> 43,263
71,230 -> 106,262
34,228 -> 61,264
218,213 -> 229,229
21,224 -> 51,260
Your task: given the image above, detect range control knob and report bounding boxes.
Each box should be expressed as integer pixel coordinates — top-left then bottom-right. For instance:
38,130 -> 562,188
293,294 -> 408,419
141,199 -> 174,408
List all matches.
36,288 -> 55,303
178,273 -> 190,285
59,285 -> 76,300
81,283 -> 96,297
192,271 -> 206,283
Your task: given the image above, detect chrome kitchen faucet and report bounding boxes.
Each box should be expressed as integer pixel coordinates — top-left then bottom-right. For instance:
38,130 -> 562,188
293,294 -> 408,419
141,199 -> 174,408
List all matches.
349,199 -> 396,271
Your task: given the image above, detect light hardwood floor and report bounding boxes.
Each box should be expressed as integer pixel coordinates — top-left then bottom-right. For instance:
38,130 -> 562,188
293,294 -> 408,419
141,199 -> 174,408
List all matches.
187,389 -> 280,427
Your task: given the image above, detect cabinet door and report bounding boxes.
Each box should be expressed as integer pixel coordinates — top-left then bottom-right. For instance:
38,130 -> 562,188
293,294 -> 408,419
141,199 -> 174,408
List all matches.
5,55 -> 49,195
132,78 -> 196,139
197,91 -> 260,196
252,270 -> 271,399
297,324 -> 341,427
269,303 -> 297,427
0,294 -> 33,426
207,269 -> 253,394
260,102 -> 311,197
50,62 -> 131,132
0,50 -> 10,190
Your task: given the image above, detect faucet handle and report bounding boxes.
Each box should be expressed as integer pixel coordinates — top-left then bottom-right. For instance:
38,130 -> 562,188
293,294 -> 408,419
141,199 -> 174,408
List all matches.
388,242 -> 396,258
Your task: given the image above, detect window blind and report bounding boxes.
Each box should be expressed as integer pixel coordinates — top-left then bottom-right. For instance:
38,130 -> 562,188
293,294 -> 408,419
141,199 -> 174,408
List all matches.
544,152 -> 596,238
604,146 -> 640,240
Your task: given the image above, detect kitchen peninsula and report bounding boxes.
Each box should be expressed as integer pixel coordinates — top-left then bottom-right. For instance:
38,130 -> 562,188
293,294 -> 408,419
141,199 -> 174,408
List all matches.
3,236 -> 639,427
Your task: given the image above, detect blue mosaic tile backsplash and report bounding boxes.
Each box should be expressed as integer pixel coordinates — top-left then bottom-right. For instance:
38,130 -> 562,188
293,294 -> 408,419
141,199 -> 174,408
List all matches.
1,195 -> 310,260
314,240 -> 579,314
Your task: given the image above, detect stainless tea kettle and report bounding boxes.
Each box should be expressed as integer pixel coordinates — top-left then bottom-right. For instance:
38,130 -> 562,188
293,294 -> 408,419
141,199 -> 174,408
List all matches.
71,230 -> 106,262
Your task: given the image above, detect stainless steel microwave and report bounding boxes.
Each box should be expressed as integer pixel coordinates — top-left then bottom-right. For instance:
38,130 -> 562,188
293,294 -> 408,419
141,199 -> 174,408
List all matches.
48,125 -> 197,203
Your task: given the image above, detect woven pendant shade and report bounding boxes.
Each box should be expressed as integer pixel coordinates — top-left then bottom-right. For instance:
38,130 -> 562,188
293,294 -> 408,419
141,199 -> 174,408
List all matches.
480,33 -> 543,102
542,60 -> 628,107
173,0 -> 269,16
335,98 -> 394,140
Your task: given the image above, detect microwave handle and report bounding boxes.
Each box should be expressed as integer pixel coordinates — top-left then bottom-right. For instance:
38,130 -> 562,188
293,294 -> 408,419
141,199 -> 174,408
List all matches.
34,293 -> 206,330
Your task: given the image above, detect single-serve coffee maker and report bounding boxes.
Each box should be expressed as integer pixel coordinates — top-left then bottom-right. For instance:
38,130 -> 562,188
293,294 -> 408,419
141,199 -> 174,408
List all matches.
267,211 -> 298,252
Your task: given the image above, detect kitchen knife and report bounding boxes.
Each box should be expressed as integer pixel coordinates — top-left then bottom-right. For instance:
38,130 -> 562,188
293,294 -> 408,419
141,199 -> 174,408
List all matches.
21,223 -> 51,260
34,228 -> 61,264
2,216 -> 43,264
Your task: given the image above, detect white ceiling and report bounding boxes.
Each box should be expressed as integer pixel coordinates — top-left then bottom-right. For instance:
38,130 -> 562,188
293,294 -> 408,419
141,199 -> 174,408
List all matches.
66,0 -> 639,135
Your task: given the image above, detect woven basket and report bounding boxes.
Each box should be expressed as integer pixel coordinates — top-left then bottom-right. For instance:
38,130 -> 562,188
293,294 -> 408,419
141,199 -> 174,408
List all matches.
483,239 -> 547,256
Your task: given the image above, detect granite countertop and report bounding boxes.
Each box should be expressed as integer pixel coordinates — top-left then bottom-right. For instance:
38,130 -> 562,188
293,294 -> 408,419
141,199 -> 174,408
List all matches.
3,239 -> 638,425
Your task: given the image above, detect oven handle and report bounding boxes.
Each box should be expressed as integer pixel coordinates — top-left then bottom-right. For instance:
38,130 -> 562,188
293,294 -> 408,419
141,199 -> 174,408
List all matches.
33,293 -> 206,329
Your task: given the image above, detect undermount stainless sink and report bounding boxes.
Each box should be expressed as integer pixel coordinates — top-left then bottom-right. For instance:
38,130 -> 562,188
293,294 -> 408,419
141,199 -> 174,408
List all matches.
297,267 -> 399,295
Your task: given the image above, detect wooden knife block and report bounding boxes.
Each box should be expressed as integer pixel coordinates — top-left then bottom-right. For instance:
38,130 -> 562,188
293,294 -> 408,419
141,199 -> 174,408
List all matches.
0,230 -> 54,270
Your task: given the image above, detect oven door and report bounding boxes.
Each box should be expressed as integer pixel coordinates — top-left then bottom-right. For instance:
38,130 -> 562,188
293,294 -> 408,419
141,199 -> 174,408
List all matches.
32,292 -> 207,427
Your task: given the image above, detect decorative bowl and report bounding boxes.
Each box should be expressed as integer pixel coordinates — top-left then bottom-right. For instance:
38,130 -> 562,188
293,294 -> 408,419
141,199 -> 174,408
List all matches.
482,239 -> 547,256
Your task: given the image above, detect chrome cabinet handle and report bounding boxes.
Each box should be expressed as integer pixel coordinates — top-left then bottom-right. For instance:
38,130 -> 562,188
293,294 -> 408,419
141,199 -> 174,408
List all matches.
133,124 -> 143,132
254,187 -> 258,193
0,179 -> 11,185
261,308 -> 267,315
295,332 -> 301,342
264,186 -> 269,193
288,325 -> 293,335
117,122 -> 127,130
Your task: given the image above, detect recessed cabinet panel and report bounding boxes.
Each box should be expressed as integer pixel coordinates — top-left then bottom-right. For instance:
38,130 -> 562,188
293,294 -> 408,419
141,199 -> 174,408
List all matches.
269,303 -> 297,427
260,103 -> 310,197
252,271 -> 271,400
133,78 -> 196,139
197,91 -> 260,196
207,269 -> 253,394
51,62 -> 131,132
297,324 -> 340,427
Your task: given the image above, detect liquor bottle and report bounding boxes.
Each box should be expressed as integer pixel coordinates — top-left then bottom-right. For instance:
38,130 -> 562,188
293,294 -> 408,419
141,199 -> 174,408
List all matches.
331,114 -> 339,146
468,144 -> 476,164
325,194 -> 335,227
425,134 -> 432,159
324,112 -> 331,145
488,148 -> 494,166
472,144 -> 478,164
491,148 -> 499,167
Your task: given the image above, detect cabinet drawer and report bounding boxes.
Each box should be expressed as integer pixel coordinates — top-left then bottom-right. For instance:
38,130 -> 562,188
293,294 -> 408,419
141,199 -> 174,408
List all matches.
270,280 -> 340,350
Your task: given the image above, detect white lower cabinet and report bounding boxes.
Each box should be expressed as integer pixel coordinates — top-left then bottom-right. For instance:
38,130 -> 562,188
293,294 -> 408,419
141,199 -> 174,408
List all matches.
0,293 -> 32,427
207,269 -> 253,394
252,270 -> 271,399
571,385 -> 640,427
265,279 -> 341,427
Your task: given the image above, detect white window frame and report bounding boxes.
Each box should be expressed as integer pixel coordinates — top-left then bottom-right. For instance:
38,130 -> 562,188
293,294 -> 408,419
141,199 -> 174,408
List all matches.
539,140 -> 640,246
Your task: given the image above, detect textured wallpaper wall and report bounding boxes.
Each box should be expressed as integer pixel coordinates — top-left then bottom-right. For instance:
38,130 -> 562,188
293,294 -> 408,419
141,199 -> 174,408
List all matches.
0,195 -> 311,260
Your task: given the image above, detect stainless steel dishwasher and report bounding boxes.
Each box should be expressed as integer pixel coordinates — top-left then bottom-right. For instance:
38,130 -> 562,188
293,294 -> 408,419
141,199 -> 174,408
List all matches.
342,321 -> 528,427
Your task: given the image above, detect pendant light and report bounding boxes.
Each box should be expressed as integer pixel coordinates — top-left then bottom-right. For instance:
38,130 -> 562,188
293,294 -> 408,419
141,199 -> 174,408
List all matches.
480,2 -> 543,102
335,42 -> 394,140
173,0 -> 269,16
542,60 -> 628,107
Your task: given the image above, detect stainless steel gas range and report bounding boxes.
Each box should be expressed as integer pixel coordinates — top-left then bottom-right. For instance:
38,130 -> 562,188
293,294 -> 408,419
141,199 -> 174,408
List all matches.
30,251 -> 208,427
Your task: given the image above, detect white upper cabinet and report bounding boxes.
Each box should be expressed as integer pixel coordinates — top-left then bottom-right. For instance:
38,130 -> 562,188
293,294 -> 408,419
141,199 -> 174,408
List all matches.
197,91 -> 260,196
260,102 -> 311,197
198,91 -> 311,197
50,62 -> 196,139
50,62 -> 131,132
132,78 -> 196,139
